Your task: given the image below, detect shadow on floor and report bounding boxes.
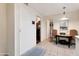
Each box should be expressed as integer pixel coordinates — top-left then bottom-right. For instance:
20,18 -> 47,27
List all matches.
21,47 -> 46,56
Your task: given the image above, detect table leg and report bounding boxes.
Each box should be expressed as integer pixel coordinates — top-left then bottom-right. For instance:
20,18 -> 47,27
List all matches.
56,36 -> 58,44
68,37 -> 71,48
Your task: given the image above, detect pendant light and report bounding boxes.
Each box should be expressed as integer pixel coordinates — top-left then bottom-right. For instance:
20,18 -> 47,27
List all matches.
60,6 -> 69,20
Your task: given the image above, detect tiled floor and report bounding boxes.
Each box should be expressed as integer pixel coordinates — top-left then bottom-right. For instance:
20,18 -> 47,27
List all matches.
36,39 -> 76,56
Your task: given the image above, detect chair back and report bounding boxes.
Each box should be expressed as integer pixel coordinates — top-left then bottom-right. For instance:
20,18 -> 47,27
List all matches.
70,29 -> 78,36
52,29 -> 57,36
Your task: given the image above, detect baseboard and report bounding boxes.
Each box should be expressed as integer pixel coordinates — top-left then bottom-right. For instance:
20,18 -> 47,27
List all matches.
0,53 -> 8,56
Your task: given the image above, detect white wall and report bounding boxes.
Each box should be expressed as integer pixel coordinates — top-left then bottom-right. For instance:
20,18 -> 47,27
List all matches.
0,4 -> 8,55
14,4 -> 47,55
46,19 -> 50,39
0,3 -> 47,56
7,3 -> 20,56
41,17 -> 47,41
14,4 -> 20,56
19,4 -> 36,55
7,4 -> 15,56
51,11 -> 79,34
5,3 -> 47,56
68,11 -> 79,34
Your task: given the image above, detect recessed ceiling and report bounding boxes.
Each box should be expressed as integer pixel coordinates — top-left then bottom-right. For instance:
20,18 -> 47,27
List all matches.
29,3 -> 79,16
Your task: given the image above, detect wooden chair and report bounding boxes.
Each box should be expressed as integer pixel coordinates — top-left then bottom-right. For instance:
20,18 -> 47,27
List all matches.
70,29 -> 78,35
48,29 -> 57,42
52,29 -> 57,38
70,29 -> 78,45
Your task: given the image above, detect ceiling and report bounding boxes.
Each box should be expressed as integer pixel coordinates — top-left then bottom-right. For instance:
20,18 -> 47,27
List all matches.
29,3 -> 79,16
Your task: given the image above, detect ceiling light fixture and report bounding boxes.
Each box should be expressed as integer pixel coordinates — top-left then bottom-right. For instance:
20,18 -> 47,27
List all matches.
60,6 -> 69,20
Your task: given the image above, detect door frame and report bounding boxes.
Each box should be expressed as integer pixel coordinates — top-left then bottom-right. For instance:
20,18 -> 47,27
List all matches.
36,16 -> 41,44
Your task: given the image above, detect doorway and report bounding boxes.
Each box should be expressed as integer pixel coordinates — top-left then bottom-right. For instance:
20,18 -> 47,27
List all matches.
36,17 -> 41,44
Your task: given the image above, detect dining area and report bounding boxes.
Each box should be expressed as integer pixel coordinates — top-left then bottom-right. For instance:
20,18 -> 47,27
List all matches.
47,8 -> 79,55
48,20 -> 79,55
52,29 -> 78,48
49,12 -> 78,48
